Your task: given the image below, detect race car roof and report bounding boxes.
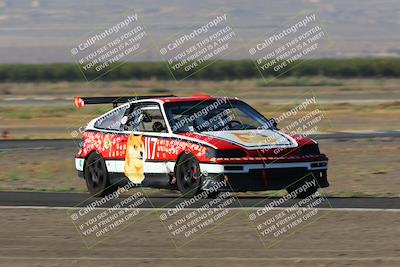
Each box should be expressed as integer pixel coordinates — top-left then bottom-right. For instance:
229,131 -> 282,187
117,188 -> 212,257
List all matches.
157,94 -> 238,103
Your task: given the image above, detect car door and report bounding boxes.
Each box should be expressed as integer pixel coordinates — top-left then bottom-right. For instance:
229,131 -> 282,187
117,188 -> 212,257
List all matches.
118,102 -> 173,185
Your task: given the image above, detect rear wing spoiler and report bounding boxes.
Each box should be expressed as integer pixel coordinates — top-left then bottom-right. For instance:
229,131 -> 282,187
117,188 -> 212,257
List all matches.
74,95 -> 176,108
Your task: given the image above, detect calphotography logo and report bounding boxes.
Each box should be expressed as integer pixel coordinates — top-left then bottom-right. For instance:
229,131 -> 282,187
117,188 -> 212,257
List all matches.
159,13 -> 239,80
67,182 -> 150,248
249,12 -> 329,83
70,11 -> 150,81
158,179 -> 241,248
247,174 -> 332,248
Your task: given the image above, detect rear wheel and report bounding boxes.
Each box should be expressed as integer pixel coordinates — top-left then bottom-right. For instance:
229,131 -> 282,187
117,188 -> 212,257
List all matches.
205,191 -> 220,198
84,152 -> 117,197
176,153 -> 202,197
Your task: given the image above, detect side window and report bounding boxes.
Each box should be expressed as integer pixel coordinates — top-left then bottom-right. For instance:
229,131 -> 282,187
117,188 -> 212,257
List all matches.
122,103 -> 167,133
94,105 -> 128,131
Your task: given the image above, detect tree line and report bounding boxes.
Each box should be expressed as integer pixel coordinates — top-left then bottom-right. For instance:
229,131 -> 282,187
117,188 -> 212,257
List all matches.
0,58 -> 399,82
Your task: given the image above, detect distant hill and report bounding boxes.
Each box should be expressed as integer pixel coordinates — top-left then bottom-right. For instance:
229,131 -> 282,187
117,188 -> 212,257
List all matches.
0,0 -> 399,63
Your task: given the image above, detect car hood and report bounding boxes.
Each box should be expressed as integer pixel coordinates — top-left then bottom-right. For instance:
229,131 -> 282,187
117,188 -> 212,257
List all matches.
198,129 -> 298,150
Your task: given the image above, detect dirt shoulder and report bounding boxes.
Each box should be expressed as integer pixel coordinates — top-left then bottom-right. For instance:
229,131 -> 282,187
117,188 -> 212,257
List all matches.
0,208 -> 398,267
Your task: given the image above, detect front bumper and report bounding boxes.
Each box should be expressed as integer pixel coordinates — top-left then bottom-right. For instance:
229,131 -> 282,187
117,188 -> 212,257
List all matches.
201,160 -> 329,192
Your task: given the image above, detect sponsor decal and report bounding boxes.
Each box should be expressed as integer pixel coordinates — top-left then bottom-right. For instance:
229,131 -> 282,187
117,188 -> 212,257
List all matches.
232,133 -> 277,145
124,134 -> 145,183
103,138 -> 112,150
157,138 -> 207,157
203,130 -> 294,148
144,137 -> 158,160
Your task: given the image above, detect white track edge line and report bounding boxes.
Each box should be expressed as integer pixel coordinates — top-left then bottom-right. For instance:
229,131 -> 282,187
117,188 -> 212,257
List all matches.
0,206 -> 399,212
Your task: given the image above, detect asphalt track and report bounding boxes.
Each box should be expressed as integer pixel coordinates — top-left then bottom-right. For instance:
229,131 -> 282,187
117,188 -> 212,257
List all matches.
0,130 -> 399,151
0,191 -> 399,209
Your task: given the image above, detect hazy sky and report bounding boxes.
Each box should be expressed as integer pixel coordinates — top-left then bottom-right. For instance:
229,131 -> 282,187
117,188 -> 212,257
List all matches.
0,0 -> 399,63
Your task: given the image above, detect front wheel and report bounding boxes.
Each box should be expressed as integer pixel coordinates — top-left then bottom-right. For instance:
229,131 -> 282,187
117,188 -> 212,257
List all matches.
84,152 -> 117,197
176,153 -> 202,197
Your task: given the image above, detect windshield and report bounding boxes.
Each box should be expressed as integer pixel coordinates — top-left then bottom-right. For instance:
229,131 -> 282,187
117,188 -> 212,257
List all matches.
164,99 -> 273,133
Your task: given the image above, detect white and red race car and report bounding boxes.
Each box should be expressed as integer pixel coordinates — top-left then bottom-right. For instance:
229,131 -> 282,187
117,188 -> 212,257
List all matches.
74,94 -> 329,197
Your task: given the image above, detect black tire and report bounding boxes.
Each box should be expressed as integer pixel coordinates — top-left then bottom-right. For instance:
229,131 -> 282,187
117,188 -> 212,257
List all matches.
176,153 -> 202,197
84,152 -> 117,197
205,191 -> 220,199
286,177 -> 318,198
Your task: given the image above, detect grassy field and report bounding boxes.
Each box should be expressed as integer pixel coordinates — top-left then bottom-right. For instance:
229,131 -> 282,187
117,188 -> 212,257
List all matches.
0,77 -> 399,139
1,77 -> 399,99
